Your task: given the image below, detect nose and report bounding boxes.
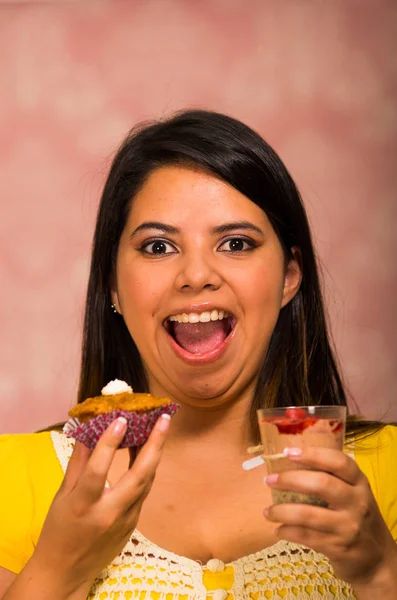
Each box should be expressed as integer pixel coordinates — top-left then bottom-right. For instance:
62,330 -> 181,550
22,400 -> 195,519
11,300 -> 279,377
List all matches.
174,250 -> 222,293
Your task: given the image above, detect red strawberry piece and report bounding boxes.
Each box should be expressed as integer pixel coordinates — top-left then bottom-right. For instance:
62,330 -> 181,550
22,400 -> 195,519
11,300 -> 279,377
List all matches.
263,410 -> 319,434
301,417 -> 318,431
329,420 -> 343,433
271,418 -> 303,434
285,407 -> 307,420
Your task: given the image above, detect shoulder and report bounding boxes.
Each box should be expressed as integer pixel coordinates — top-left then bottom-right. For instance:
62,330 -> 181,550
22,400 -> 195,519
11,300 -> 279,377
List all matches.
378,423 -> 397,446
0,430 -> 55,453
0,431 -> 65,516
353,424 -> 397,456
0,431 -> 48,467
0,431 -> 63,475
354,424 -> 397,474
0,431 -> 64,504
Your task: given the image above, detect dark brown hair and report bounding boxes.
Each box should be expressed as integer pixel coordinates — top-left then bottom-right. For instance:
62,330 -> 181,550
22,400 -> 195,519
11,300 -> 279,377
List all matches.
68,109 -> 388,442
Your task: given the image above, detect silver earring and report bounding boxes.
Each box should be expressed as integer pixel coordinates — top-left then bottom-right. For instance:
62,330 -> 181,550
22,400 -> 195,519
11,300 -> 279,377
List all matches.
111,303 -> 118,314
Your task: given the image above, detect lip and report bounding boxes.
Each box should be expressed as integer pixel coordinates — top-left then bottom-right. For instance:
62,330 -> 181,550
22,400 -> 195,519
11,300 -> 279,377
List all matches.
164,319 -> 237,365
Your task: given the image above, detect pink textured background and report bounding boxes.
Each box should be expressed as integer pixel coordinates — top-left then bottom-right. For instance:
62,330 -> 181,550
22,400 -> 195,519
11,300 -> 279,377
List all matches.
0,1 -> 396,433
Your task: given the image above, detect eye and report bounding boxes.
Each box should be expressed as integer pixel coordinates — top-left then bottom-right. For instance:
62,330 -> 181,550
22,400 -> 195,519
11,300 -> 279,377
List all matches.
218,237 -> 256,253
140,239 -> 178,256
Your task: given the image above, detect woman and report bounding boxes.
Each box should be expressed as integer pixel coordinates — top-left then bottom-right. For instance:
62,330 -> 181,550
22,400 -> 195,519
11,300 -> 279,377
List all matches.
1,110 -> 396,599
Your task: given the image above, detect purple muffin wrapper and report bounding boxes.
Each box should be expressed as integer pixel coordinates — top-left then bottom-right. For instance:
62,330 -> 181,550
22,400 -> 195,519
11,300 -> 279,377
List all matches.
63,404 -> 179,450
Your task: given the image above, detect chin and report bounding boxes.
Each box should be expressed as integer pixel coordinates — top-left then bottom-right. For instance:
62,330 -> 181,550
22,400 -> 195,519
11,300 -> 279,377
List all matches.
159,373 -> 250,410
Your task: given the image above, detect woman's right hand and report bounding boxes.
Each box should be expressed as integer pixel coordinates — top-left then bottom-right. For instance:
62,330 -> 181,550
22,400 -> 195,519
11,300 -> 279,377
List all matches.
29,414 -> 171,598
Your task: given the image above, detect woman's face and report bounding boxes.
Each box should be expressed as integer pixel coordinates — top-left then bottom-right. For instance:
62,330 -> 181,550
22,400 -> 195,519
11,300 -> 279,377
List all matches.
111,166 -> 301,408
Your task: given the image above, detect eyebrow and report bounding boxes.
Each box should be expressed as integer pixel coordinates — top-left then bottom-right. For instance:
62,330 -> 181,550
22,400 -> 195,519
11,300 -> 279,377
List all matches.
211,221 -> 264,236
130,222 -> 180,239
130,220 -> 264,238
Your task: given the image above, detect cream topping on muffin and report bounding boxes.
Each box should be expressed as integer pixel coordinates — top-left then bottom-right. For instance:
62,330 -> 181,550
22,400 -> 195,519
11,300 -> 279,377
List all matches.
101,379 -> 133,395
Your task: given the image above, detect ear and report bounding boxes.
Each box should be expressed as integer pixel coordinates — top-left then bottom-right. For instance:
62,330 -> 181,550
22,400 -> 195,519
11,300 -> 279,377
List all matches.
110,272 -> 122,314
281,246 -> 302,308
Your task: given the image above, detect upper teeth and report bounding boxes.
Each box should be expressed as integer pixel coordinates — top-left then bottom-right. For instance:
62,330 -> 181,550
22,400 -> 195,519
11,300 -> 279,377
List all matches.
168,309 -> 229,323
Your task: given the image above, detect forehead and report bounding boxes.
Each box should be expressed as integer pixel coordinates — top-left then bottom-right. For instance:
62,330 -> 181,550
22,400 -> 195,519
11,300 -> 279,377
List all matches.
127,165 -> 269,228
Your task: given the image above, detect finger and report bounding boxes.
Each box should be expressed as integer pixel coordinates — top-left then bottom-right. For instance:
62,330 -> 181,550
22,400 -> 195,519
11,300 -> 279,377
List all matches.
283,446 -> 362,486
75,416 -> 128,502
265,469 -> 353,509
265,502 -> 341,535
114,414 -> 171,507
61,440 -> 92,493
275,524 -> 340,552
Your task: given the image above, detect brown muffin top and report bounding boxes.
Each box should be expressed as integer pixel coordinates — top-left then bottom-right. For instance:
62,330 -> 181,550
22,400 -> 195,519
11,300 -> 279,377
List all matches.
68,392 -> 173,423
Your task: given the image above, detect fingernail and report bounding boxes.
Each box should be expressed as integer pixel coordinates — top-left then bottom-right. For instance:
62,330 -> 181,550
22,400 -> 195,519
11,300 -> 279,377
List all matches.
113,416 -> 127,436
263,507 -> 269,517
264,473 -> 278,485
283,447 -> 302,457
157,413 -> 171,432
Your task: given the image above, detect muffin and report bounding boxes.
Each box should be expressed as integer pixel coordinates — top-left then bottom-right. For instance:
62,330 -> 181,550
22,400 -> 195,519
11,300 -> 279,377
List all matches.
63,379 -> 179,450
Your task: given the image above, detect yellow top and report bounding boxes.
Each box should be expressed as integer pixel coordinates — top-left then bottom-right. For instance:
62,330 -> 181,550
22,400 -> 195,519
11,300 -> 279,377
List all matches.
0,426 -> 396,600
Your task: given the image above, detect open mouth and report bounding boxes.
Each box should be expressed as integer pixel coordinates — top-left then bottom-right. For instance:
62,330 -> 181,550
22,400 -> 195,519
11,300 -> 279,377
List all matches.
163,310 -> 237,356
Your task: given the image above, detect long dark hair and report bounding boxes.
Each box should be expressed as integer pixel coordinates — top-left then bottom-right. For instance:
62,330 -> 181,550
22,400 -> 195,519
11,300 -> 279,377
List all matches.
73,109 -> 384,442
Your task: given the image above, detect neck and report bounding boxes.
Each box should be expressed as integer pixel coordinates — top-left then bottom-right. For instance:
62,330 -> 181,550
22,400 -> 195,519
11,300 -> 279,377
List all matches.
161,392 -> 255,458
146,369 -> 259,456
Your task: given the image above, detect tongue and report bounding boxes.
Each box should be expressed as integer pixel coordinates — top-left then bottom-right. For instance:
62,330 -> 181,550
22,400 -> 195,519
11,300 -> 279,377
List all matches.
172,320 -> 227,355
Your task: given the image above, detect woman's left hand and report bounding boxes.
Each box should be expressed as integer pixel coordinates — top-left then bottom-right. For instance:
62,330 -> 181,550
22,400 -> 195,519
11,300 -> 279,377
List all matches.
263,446 -> 397,590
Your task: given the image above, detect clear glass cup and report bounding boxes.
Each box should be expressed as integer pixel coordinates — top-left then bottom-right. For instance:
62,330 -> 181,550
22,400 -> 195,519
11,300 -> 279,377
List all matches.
257,405 -> 347,506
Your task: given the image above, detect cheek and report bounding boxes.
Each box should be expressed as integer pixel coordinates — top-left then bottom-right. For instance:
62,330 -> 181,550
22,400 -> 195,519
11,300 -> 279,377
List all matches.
116,262 -> 176,361
236,261 -> 285,314
116,263 -> 162,327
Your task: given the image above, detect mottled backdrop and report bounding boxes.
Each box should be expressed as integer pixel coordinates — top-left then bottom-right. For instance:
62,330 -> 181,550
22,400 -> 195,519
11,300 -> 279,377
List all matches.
1,0 -> 396,433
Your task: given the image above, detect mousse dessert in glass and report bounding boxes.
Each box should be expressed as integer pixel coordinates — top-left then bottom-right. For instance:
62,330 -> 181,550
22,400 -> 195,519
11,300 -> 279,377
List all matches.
257,406 -> 346,506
